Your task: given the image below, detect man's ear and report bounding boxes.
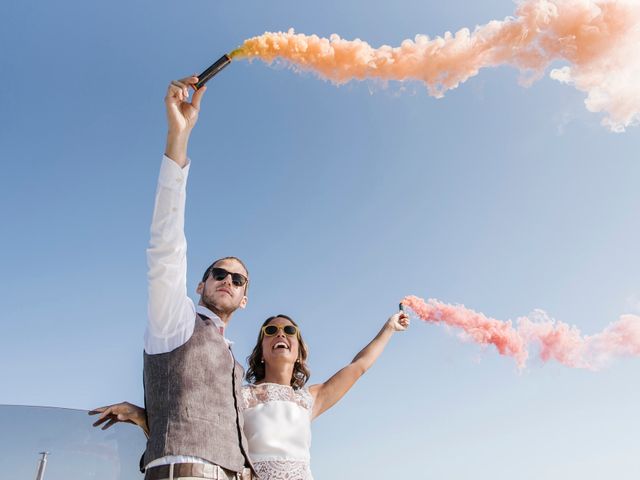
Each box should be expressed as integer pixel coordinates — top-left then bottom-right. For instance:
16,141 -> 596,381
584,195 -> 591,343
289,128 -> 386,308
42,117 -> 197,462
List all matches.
196,282 -> 204,295
239,295 -> 248,310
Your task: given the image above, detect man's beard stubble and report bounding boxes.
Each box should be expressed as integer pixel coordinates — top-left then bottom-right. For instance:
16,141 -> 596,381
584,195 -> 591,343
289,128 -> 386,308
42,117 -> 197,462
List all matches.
201,290 -> 237,317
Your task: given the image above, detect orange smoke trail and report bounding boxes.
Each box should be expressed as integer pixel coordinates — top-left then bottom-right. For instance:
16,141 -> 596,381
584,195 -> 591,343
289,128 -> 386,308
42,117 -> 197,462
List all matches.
402,295 -> 640,369
234,0 -> 640,131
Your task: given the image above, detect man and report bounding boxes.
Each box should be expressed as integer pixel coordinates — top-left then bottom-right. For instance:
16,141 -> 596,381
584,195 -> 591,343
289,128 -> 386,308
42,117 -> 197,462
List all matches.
95,76 -> 255,480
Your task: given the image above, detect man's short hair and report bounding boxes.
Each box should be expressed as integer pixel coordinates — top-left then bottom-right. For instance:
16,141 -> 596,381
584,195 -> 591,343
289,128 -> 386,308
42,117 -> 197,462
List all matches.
201,257 -> 250,293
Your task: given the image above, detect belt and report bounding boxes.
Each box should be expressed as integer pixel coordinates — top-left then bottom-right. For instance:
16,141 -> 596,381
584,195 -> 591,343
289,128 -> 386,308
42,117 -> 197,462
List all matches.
144,463 -> 253,480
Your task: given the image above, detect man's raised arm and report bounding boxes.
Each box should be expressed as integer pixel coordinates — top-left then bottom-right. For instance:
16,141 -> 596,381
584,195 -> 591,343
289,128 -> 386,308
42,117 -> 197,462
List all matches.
164,77 -> 206,167
145,77 -> 207,354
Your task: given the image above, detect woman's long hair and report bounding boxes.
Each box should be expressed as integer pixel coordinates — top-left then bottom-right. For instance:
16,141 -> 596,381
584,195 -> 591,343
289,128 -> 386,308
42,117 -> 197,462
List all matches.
246,314 -> 311,389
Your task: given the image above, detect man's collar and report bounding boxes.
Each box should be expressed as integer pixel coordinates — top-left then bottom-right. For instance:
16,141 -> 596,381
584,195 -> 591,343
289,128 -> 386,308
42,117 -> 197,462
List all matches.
196,305 -> 234,346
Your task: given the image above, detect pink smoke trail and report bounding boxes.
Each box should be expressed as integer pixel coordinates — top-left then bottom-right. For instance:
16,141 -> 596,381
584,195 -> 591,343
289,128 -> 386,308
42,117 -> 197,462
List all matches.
234,0 -> 640,131
401,295 -> 640,369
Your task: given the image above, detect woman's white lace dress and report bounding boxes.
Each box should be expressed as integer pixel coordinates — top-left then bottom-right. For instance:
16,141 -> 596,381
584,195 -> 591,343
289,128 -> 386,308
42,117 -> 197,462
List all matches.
241,383 -> 314,480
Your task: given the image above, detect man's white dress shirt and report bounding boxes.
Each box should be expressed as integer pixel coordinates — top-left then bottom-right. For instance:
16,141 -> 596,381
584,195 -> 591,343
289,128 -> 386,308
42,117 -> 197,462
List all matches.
144,156 -> 231,468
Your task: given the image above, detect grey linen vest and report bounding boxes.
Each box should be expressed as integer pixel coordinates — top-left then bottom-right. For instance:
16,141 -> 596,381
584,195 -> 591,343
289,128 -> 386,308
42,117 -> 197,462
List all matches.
142,315 -> 252,473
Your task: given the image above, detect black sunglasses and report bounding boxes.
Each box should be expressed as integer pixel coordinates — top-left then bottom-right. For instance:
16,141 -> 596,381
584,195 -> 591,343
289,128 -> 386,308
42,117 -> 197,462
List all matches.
262,325 -> 298,337
208,267 -> 248,287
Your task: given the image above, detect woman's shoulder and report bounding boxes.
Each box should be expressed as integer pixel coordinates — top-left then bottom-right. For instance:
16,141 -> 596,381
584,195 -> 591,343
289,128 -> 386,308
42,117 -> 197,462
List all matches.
296,386 -> 314,406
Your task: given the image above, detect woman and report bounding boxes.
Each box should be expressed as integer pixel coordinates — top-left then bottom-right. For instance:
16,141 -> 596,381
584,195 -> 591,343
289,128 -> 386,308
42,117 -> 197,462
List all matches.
91,310 -> 409,479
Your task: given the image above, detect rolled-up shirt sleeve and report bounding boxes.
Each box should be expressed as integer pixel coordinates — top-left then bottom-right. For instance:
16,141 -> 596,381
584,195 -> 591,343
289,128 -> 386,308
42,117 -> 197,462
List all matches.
145,155 -> 196,354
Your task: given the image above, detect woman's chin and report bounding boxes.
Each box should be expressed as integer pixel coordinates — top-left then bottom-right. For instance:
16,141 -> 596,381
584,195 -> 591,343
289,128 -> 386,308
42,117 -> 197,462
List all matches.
266,352 -> 295,364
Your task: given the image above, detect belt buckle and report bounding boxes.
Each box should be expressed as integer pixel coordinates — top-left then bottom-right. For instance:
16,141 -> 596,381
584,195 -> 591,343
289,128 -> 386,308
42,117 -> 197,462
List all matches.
202,464 -> 217,480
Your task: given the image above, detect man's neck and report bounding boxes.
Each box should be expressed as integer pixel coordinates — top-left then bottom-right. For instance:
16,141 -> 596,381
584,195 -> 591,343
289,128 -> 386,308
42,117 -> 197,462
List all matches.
198,301 -> 233,325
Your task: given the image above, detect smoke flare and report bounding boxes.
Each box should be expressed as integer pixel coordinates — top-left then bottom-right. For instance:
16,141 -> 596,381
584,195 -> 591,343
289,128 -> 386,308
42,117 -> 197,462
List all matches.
233,0 -> 640,131
402,295 -> 640,369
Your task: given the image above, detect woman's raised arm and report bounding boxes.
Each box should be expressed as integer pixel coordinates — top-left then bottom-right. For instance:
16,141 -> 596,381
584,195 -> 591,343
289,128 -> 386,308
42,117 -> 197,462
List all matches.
309,311 -> 409,420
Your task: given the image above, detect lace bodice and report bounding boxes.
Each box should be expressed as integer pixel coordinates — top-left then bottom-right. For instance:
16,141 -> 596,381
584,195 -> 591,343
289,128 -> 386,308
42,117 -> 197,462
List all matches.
241,382 -> 314,410
241,383 -> 314,480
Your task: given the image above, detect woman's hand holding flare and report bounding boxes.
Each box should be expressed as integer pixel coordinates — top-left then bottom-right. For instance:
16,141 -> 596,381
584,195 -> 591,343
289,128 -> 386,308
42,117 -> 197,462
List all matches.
386,311 -> 410,332
89,402 -> 149,438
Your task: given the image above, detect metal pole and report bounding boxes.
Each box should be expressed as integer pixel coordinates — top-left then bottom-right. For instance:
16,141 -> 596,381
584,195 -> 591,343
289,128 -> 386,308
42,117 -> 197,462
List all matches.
34,452 -> 49,480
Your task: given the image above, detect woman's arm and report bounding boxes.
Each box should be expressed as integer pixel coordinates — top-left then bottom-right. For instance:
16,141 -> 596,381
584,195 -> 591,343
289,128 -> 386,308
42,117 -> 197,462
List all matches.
309,311 -> 409,420
89,402 -> 149,438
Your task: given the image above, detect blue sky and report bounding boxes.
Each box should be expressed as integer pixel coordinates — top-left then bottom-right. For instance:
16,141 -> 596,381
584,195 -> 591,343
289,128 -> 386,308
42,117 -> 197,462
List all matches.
1,0 -> 639,478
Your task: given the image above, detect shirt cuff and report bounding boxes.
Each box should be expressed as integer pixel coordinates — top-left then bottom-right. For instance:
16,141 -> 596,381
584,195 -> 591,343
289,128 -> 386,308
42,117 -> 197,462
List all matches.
157,154 -> 191,190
